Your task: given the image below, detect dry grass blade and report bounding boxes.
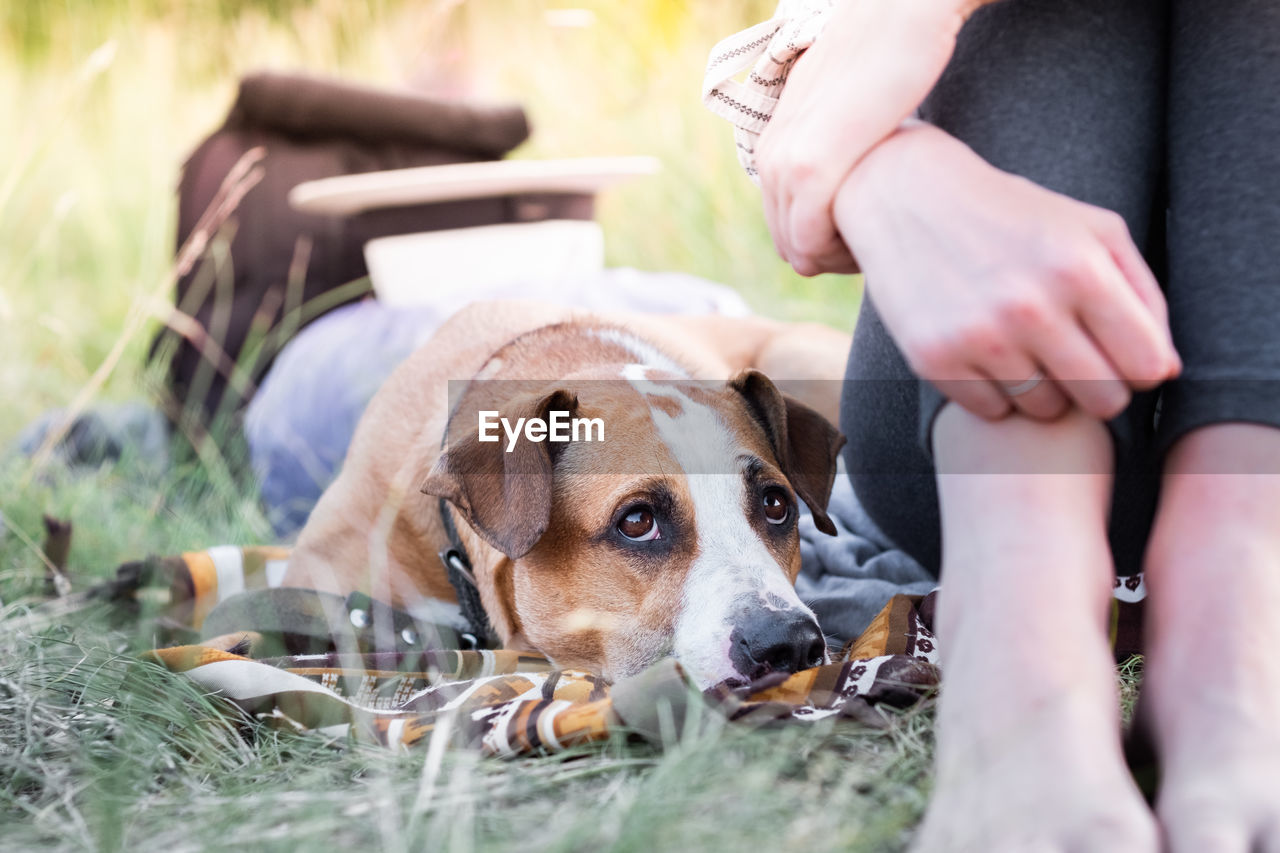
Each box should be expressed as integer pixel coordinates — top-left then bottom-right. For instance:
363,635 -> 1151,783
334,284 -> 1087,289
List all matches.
19,147 -> 266,488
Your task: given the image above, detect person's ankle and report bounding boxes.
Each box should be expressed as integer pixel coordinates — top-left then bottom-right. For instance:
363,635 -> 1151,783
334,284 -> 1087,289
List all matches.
933,403 -> 1113,475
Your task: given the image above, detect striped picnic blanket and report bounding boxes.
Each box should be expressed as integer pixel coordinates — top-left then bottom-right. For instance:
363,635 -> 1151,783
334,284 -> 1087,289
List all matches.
128,546 -> 1144,756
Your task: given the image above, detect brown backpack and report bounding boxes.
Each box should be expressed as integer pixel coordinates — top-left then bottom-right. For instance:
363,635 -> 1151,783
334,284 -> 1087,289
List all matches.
151,71 -> 591,427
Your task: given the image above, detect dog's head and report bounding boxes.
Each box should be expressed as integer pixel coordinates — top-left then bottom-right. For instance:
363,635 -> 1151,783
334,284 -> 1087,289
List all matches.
422,369 -> 844,687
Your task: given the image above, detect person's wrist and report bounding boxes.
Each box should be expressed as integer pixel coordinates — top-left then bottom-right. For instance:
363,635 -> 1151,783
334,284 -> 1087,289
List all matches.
834,122 -> 943,250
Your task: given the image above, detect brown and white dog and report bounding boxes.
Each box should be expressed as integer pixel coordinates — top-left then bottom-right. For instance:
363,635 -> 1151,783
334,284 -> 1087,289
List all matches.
285,300 -> 850,688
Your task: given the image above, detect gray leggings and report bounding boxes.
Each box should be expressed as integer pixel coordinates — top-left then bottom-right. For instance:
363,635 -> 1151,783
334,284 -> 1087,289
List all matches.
840,0 -> 1280,576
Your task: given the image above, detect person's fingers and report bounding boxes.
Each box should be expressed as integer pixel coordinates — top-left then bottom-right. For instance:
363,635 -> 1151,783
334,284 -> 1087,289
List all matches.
818,256 -> 861,275
1090,209 -> 1172,334
1074,258 -> 1179,391
760,176 -> 792,265
764,160 -> 853,275
1012,376 -> 1071,422
898,314 -> 1027,421
1028,321 -> 1132,419
790,237 -> 860,276
930,368 -> 1014,422
757,133 -> 796,266
982,364 -> 1070,422
956,321 -> 1069,421
898,314 -> 1012,420
788,188 -> 843,266
765,181 -> 860,275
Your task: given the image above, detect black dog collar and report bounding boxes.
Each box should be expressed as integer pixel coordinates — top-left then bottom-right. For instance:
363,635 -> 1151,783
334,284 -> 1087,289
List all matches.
437,497 -> 498,650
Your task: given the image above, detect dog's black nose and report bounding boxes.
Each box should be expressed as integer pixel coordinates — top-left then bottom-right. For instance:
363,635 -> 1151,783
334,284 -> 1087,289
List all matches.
729,609 -> 826,681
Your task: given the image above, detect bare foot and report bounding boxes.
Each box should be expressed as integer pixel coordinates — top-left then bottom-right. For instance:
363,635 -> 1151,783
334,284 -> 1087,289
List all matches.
914,407 -> 1158,852
1143,425 -> 1280,853
917,681 -> 1157,852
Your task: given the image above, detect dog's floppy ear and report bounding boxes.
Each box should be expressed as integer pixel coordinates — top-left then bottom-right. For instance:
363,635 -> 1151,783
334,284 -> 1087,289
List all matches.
422,387 -> 578,558
729,369 -> 845,536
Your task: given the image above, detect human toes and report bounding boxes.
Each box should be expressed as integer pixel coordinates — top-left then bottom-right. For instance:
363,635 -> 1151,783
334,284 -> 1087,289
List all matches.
1158,760 -> 1280,853
912,792 -> 1157,853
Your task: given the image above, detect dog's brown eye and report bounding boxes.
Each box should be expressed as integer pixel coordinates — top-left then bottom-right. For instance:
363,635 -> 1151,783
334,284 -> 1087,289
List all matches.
618,506 -> 661,541
762,488 -> 789,524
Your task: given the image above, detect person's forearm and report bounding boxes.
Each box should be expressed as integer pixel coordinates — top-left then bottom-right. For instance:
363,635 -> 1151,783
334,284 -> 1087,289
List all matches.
776,0 -> 967,157
751,0 -> 990,273
703,0 -> 1008,275
830,120 -> 961,254
768,0 -> 1008,176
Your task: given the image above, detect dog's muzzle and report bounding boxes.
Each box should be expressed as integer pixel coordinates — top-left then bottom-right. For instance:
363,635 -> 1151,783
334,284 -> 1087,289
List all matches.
728,607 -> 826,681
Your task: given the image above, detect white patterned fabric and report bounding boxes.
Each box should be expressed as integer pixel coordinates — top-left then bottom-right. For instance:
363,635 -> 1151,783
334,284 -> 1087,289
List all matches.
701,0 -> 837,180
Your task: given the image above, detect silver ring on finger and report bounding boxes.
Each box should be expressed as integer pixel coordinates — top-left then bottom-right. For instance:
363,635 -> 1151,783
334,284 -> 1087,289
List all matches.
1000,370 -> 1045,397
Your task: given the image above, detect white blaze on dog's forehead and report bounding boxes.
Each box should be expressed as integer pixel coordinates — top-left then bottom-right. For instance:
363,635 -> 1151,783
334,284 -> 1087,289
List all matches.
620,363 -> 648,381
645,389 -> 813,687
648,389 -> 734,474
588,327 -> 687,377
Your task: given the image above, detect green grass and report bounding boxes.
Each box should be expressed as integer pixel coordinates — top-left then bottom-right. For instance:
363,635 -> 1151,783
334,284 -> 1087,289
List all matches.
2,605 -> 936,852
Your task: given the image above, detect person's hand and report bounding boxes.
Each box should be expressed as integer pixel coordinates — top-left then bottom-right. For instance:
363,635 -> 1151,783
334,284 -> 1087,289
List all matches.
756,0 -> 984,277
833,123 -> 1180,421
